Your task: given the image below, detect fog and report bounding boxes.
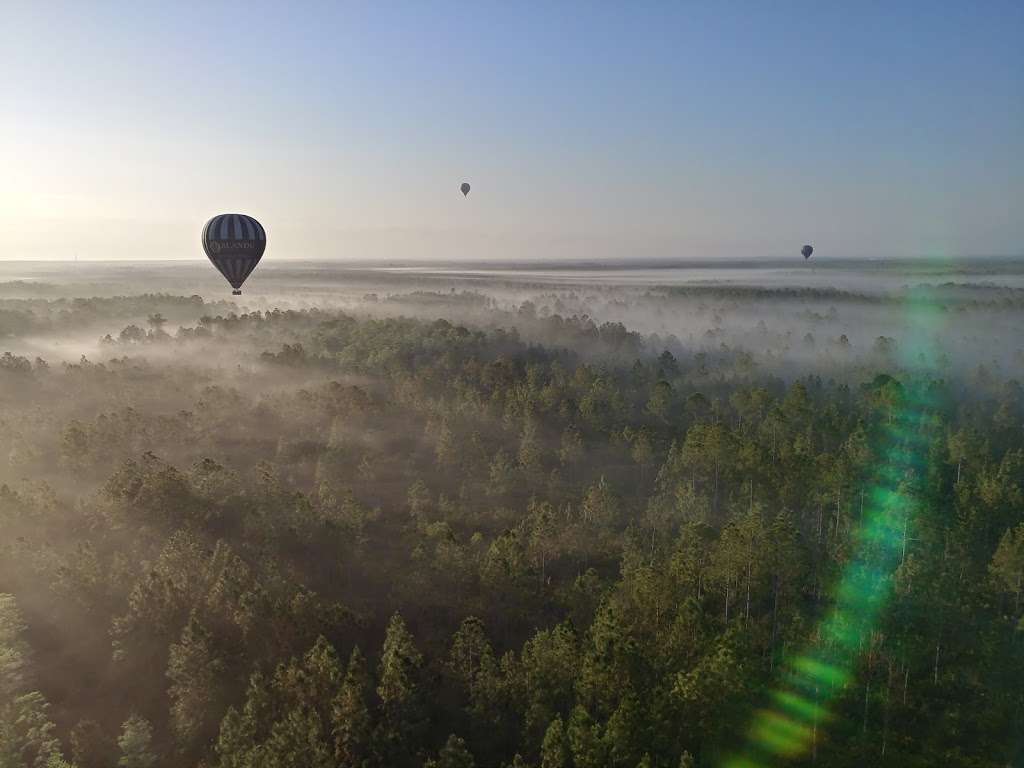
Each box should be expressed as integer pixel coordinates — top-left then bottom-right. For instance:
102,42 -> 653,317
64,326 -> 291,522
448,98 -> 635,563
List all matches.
1,258 -> 1021,496
2,257 -> 1020,375
1,257 -> 1022,767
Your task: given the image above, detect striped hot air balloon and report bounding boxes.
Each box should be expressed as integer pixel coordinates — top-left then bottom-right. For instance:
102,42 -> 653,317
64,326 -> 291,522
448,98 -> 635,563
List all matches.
202,213 -> 266,295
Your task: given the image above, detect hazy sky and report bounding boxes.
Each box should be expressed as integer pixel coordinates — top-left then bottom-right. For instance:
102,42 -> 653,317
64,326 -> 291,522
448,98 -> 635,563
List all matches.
2,2 -> 1021,261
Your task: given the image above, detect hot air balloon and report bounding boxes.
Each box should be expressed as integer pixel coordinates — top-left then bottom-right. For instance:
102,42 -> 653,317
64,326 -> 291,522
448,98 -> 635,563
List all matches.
801,244 -> 814,260
202,214 -> 266,295
460,182 -> 471,197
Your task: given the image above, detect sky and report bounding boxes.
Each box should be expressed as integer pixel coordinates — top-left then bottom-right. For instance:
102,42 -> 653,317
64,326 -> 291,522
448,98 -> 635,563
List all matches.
1,1 -> 1021,262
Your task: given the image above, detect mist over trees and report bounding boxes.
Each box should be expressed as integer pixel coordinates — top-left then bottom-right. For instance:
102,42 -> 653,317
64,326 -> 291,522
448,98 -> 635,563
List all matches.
0,264 -> 1022,767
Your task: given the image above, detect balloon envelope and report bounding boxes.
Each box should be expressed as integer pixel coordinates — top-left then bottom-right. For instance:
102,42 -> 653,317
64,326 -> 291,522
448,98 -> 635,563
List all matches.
202,214 -> 266,294
801,244 -> 814,260
460,182 -> 471,197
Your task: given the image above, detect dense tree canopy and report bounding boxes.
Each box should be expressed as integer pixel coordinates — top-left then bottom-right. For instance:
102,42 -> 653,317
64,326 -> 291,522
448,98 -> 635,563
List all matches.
0,281 -> 1021,767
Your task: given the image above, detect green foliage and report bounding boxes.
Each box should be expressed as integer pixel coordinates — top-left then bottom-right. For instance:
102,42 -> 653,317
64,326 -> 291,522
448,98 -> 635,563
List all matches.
0,297 -> 1021,768
167,615 -> 225,748
424,734 -> 475,768
116,715 -> 155,768
539,717 -> 569,768
376,614 -> 425,766
331,647 -> 372,767
0,596 -> 62,768
991,523 -> 1024,613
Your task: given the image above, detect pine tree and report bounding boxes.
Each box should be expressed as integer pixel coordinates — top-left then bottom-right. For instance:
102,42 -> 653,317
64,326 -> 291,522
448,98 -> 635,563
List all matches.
567,705 -> 604,768
631,429 -> 655,484
519,419 -> 544,479
299,635 -> 344,706
645,380 -> 674,423
525,501 -> 559,584
214,706 -> 253,768
540,716 -> 569,768
378,613 -> 423,707
375,613 -> 424,766
262,706 -> 333,768
0,593 -> 30,699
117,715 -> 156,768
408,479 -> 432,523
448,617 -> 494,690
332,646 -> 372,767
581,476 -> 619,528
0,595 -> 61,768
991,523 -> 1024,613
424,734 -> 475,768
167,615 -> 224,748
488,451 -> 516,497
1,692 -> 61,768
603,692 -> 644,767
559,426 -> 584,470
520,623 -> 578,735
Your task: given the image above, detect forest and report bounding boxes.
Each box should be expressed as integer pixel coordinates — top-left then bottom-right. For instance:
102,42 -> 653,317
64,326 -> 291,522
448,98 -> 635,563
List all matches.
0,266 -> 1022,767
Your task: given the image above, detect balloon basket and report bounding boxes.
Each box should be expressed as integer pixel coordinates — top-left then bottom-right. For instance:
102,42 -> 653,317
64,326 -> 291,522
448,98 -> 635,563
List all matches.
232,290 -> 242,295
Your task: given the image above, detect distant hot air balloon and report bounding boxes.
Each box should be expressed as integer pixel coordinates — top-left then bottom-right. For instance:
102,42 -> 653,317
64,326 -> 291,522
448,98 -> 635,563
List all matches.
801,244 -> 814,260
460,182 -> 471,197
202,214 -> 266,295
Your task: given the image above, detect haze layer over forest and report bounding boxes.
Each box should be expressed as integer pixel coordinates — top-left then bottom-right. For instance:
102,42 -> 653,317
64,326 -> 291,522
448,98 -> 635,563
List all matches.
0,258 -> 1022,768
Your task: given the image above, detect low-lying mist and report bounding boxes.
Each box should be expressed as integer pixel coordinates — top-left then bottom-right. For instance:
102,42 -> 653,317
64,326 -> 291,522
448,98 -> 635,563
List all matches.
1,257 -> 1021,768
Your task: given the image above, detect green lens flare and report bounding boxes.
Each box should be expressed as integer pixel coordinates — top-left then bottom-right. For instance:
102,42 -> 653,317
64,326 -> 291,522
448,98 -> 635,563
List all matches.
721,277 -> 949,766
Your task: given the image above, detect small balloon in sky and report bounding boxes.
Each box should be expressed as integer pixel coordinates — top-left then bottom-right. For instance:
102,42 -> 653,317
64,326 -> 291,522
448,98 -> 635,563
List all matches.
801,244 -> 814,260
202,214 -> 266,295
460,182 -> 471,197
